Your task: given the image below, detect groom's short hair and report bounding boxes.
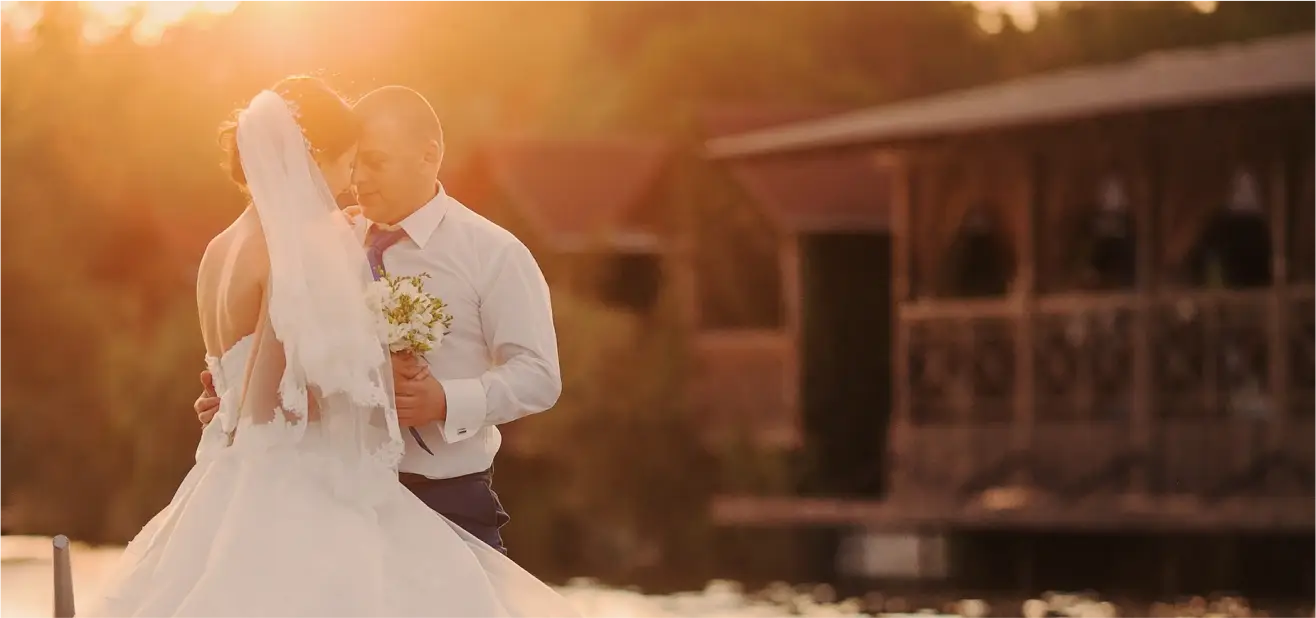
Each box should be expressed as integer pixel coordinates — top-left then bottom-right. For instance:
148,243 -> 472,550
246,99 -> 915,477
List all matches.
354,86 -> 444,152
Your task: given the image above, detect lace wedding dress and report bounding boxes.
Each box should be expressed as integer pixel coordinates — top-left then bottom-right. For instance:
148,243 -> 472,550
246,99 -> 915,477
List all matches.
80,91 -> 579,618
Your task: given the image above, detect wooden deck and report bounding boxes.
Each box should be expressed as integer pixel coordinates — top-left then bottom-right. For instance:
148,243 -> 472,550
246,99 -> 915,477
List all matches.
711,493 -> 1315,532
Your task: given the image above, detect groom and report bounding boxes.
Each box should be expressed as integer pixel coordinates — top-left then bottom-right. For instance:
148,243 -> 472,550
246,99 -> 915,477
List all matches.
195,85 -> 562,555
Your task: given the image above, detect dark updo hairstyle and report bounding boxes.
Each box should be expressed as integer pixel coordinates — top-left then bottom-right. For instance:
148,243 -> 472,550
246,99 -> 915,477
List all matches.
218,76 -> 359,187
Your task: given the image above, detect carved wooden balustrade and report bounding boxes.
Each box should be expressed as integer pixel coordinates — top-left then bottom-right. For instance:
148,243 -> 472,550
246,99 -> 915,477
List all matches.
890,286 -> 1315,505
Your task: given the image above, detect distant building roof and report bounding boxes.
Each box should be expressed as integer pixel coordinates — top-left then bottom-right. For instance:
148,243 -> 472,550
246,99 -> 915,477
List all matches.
699,103 -> 891,232
467,137 -> 671,251
708,32 -> 1316,158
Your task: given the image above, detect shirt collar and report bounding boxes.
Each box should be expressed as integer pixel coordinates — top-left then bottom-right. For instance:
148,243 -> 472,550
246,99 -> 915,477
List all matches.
374,184 -> 449,249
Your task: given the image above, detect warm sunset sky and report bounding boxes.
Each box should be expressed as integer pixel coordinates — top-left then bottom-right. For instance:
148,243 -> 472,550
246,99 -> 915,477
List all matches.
2,1 -> 239,44
0,1 -> 1222,47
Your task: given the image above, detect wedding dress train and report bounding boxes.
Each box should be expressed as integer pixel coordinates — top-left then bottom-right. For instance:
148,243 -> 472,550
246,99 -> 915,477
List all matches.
82,335 -> 579,617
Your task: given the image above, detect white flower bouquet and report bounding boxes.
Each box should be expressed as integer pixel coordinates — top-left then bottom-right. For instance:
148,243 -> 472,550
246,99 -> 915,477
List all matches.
365,272 -> 454,354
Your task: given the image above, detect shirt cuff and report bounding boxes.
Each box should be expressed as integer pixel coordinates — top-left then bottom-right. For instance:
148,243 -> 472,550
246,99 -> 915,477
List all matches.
436,378 -> 486,444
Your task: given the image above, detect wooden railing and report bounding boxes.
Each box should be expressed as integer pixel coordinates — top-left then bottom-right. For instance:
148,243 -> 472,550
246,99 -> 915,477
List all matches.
891,286 -> 1315,502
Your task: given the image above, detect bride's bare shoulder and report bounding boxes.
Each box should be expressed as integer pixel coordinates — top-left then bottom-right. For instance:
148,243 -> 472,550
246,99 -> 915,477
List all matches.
199,209 -> 270,280
196,209 -> 269,354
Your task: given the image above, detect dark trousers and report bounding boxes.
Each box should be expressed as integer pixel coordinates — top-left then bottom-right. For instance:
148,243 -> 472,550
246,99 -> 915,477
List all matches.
402,467 -> 510,555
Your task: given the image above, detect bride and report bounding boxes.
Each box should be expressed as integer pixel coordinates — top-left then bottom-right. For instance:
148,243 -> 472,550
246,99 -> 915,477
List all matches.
82,78 -> 579,617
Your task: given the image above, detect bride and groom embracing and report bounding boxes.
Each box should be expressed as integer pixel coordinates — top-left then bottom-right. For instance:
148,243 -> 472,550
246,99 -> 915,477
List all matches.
82,76 -> 579,617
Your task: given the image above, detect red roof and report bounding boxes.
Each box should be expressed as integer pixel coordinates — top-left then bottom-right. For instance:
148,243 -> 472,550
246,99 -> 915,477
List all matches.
468,137 -> 671,250
699,103 -> 891,233
696,102 -> 847,139
708,32 -> 1316,157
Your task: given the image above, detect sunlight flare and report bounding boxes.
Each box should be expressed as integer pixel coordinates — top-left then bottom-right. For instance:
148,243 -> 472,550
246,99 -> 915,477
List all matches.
0,0 -> 240,44
958,0 -> 1221,32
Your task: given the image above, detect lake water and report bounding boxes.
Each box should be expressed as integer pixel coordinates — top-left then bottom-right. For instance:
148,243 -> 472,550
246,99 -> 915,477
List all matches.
2,533 -> 873,615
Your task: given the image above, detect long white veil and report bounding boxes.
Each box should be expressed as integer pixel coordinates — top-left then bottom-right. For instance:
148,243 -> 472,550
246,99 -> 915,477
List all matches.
226,89 -> 404,504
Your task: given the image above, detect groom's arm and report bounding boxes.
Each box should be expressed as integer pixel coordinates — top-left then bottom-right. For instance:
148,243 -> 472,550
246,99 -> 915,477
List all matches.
435,240 -> 561,443
195,370 -> 220,425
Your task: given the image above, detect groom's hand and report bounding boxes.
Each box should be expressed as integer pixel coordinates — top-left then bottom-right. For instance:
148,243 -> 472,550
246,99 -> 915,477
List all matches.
195,370 -> 220,426
390,352 -> 427,381
392,356 -> 446,428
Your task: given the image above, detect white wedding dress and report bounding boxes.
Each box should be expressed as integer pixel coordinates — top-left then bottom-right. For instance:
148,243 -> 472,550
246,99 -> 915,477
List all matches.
81,91 -> 580,617
84,335 -> 578,617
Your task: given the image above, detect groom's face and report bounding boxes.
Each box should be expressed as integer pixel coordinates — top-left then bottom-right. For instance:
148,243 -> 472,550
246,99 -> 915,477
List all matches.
352,115 -> 435,224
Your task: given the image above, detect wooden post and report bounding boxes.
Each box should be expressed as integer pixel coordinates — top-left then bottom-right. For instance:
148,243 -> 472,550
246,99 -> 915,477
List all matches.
1266,156 -> 1290,453
882,150 -> 913,495
53,535 -> 75,618
673,235 -> 700,332
1012,149 -> 1041,486
779,234 -> 803,446
675,160 -> 701,334
1130,128 -> 1160,499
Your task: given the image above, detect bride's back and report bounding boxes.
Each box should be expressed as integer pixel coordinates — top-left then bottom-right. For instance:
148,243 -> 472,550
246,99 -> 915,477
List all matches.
196,207 -> 269,361
198,77 -> 364,434
198,76 -> 357,364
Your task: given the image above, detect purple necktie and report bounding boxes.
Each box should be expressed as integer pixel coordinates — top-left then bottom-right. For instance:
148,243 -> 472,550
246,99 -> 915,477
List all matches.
365,225 -> 435,455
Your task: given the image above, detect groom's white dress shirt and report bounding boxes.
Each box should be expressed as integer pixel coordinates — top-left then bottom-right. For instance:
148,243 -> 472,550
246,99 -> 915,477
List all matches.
355,185 -> 561,479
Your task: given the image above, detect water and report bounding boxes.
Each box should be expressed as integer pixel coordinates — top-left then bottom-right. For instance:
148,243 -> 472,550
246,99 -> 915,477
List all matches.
1,536 -> 890,618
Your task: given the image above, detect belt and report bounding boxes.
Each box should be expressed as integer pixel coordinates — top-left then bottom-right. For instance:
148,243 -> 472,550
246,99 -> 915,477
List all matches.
399,468 -> 492,487
398,472 -> 431,487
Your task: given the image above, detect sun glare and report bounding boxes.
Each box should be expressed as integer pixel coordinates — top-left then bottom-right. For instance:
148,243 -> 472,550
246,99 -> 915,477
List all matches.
0,0 -> 39,38
1,1 -> 1231,45
970,0 -> 1220,34
1,1 -> 239,45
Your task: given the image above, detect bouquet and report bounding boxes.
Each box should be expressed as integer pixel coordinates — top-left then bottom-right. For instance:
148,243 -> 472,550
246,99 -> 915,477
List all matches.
366,272 -> 454,355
